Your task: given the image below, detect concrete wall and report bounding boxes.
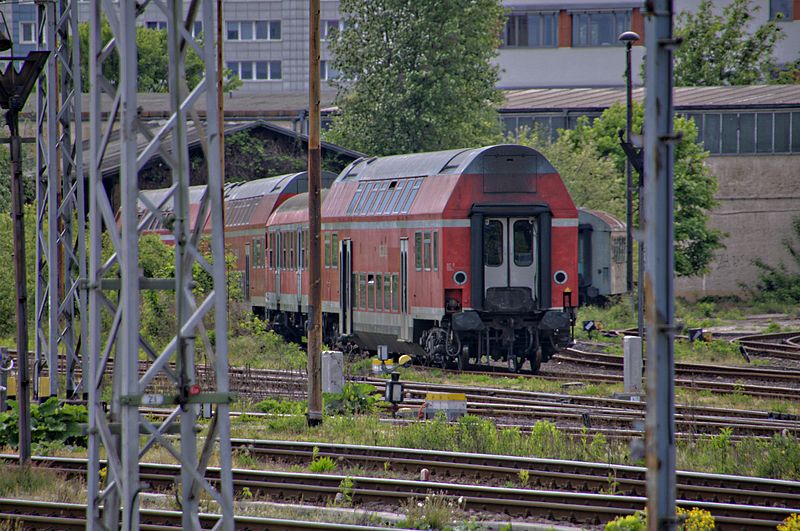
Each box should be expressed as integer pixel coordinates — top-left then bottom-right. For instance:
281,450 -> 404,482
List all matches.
676,154 -> 800,299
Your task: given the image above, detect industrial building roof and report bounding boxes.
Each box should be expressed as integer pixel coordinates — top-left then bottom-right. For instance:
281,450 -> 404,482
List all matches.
503,85 -> 800,112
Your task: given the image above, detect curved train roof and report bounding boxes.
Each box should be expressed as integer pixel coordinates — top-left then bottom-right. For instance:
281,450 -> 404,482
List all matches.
224,171 -> 336,201
337,144 -> 556,182
578,208 -> 626,231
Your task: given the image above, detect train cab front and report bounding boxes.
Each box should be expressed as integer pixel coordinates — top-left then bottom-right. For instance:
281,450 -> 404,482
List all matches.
440,205 -> 576,374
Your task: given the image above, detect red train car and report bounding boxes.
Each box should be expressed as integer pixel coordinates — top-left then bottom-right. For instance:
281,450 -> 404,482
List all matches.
265,144 -> 578,373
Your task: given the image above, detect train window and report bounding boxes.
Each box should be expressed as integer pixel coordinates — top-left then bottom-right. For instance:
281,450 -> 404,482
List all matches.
391,273 -> 399,311
289,234 -> 295,269
433,232 -> 439,271
367,274 -> 375,309
353,272 -> 359,309
612,237 -> 626,263
253,238 -> 263,268
359,273 -> 367,309
353,182 -> 373,215
414,232 -> 423,271
370,181 -> 389,214
423,232 -> 432,271
375,275 -> 382,311
388,180 -> 407,214
513,220 -> 534,267
484,220 -> 503,267
298,232 -> 305,270
305,230 -> 309,267
378,182 -> 397,214
383,273 -> 391,311
347,183 -> 364,215
324,234 -> 331,268
268,233 -> 274,269
362,183 -> 381,215
281,233 -> 287,270
401,178 -> 422,213
331,233 -> 339,268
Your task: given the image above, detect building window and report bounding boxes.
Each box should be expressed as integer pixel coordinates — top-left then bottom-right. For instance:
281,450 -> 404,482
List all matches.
322,19 -> 341,40
572,11 -> 630,47
145,21 -> 167,31
321,60 -> 339,81
226,20 -> 281,41
19,22 -> 35,44
503,12 -> 557,48
227,61 -> 281,80
770,0 -> 793,19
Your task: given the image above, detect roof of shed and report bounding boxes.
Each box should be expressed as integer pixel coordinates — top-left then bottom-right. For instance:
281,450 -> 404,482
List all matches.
503,85 -> 800,112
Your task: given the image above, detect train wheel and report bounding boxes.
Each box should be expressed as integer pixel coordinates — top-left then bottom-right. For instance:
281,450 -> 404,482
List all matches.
527,346 -> 542,374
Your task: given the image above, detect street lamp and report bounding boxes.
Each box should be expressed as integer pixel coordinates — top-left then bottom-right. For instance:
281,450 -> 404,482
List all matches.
619,30 -> 639,300
0,17 -> 50,463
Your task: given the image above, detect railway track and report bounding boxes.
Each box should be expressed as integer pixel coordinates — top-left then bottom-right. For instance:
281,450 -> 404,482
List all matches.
0,497 -> 401,530
736,332 -> 800,362
3,453 -> 797,529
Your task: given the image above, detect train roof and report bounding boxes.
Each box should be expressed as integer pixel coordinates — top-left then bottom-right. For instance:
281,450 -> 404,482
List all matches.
336,144 -> 556,182
224,171 -> 337,201
578,208 -> 626,231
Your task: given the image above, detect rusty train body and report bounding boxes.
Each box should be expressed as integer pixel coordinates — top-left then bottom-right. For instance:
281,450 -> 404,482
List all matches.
140,144 -> 579,373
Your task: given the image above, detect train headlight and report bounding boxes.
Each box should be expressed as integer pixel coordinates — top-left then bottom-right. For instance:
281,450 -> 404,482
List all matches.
453,271 -> 468,285
554,270 -> 568,285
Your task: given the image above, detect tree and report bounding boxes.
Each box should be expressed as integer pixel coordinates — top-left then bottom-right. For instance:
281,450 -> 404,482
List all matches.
518,102 -> 724,277
325,0 -> 505,155
673,0 -> 787,86
78,20 -> 241,93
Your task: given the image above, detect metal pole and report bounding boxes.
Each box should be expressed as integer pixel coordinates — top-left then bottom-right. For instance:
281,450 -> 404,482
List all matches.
307,0 -> 323,427
643,0 -> 677,529
625,41 -> 634,296
8,109 -> 31,465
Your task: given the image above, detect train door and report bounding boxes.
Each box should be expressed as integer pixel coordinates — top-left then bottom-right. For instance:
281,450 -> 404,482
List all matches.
275,232 -> 282,306
339,239 -> 352,335
399,238 -> 411,341
483,217 -> 537,300
244,243 -> 251,300
297,229 -> 304,312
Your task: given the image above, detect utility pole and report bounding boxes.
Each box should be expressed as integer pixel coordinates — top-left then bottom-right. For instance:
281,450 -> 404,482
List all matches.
0,48 -> 50,466
307,0 -> 323,426
643,0 -> 678,529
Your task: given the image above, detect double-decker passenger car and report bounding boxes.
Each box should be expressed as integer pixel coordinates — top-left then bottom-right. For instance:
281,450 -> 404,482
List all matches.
263,145 -> 578,372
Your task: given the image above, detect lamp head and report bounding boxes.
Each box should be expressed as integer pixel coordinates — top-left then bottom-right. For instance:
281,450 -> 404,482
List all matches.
618,31 -> 640,44
0,12 -> 11,52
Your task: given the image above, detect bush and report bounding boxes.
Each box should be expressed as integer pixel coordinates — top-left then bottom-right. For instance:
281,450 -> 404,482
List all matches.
0,397 -> 87,448
779,514 -> 800,531
676,507 -> 715,530
229,315 -> 307,370
254,398 -> 306,415
605,511 -> 646,531
745,216 -> 800,307
324,383 -> 380,416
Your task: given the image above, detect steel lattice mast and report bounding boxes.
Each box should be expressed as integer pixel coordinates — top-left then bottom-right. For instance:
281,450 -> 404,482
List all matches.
34,0 -> 88,402
86,1 -> 234,529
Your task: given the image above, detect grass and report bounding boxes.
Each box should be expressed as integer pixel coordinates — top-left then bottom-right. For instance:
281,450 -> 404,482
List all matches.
0,465 -> 84,503
226,412 -> 800,481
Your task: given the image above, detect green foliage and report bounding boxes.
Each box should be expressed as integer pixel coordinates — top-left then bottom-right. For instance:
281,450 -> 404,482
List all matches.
229,315 -> 307,370
674,0 -> 788,86
400,493 -> 465,530
605,511 -> 646,531
0,398 -> 88,448
325,0 -> 504,155
78,20 -> 240,93
746,217 -> 800,305
223,132 -> 305,183
337,476 -> 354,506
309,447 -> 338,473
523,102 -> 724,277
324,383 -> 380,416
779,514 -> 800,531
0,203 -> 37,338
254,397 -> 306,415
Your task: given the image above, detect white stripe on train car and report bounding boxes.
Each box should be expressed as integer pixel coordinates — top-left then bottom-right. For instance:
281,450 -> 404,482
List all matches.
552,218 -> 579,227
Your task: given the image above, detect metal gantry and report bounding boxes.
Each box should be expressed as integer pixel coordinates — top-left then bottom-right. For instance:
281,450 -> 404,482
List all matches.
86,0 -> 233,529
34,0 -> 88,402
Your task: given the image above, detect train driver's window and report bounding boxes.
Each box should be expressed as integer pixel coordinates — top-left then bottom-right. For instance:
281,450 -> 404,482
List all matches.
513,220 -> 534,266
484,220 -> 503,267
